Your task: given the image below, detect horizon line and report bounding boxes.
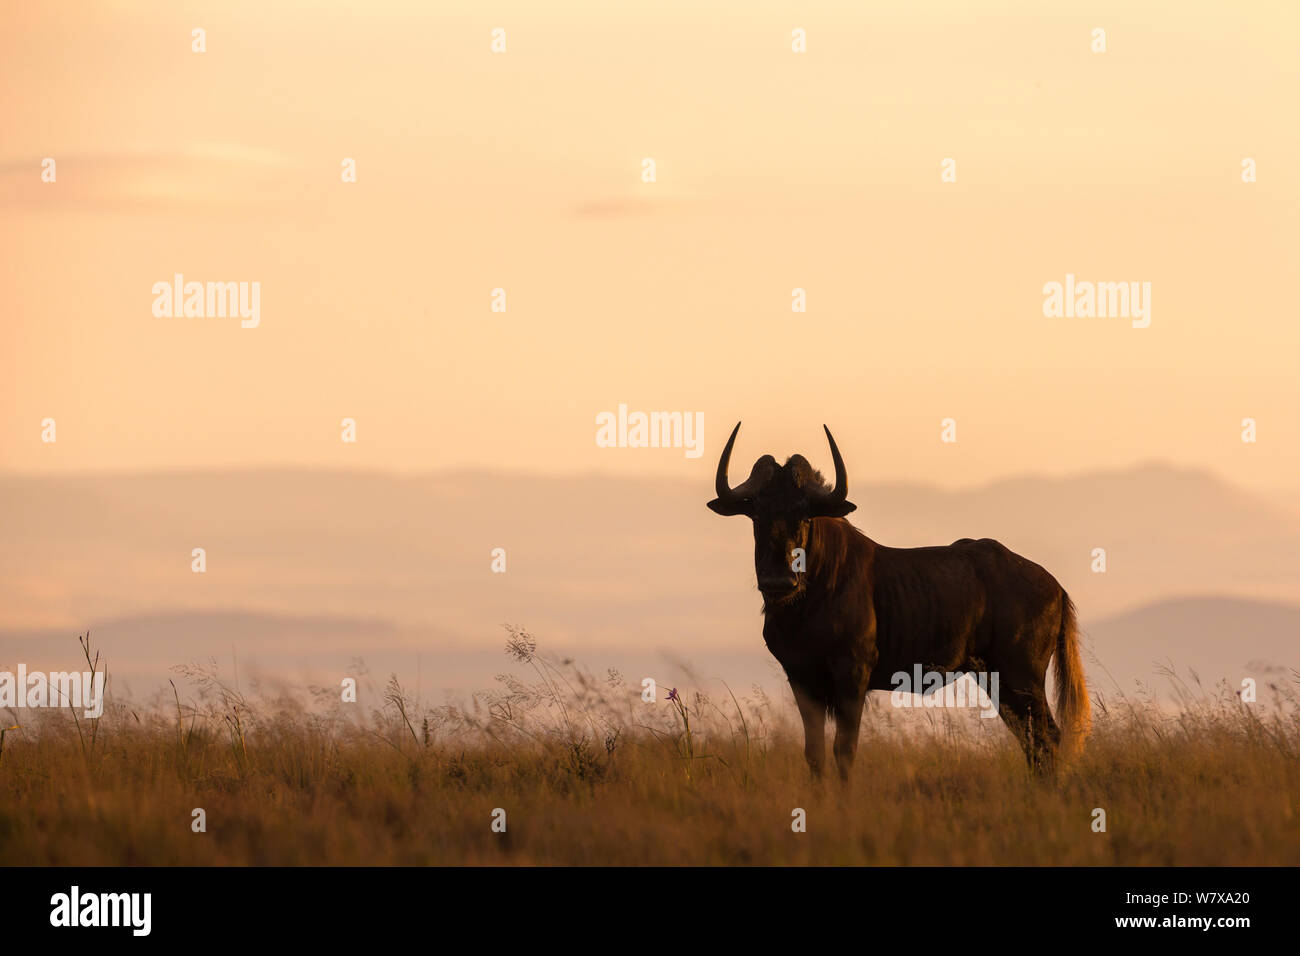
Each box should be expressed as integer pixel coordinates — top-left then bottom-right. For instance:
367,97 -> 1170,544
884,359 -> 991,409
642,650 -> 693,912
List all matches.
0,457 -> 1282,494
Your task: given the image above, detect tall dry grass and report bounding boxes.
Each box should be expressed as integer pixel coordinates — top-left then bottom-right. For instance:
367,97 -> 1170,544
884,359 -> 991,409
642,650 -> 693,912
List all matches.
1,627 -> 1297,865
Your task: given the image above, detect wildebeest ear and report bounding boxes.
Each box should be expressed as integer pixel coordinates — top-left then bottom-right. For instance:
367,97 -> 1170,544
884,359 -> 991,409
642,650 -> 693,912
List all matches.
811,498 -> 857,518
707,497 -> 753,517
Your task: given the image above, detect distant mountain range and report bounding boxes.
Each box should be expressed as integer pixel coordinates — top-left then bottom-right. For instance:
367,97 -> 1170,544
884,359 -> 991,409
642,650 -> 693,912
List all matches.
1,466 -> 1296,705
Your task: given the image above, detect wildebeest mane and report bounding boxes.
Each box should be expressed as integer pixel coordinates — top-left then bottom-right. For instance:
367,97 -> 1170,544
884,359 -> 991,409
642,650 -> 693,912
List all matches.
782,454 -> 830,495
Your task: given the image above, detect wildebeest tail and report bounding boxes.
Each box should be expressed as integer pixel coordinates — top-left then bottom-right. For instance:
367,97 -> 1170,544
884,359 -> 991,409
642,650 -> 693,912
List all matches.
1054,592 -> 1091,760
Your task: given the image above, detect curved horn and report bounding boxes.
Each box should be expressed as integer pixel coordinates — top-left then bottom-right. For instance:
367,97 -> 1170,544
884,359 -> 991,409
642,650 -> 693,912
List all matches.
708,422 -> 766,516
714,422 -> 743,501
821,424 -> 848,503
810,425 -> 856,516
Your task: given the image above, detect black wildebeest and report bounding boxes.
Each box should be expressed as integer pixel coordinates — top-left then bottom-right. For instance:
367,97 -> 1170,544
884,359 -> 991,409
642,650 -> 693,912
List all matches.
707,423 -> 1090,779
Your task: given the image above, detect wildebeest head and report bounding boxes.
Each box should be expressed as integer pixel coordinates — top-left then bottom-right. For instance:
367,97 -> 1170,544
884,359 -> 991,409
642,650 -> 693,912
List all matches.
707,423 -> 857,603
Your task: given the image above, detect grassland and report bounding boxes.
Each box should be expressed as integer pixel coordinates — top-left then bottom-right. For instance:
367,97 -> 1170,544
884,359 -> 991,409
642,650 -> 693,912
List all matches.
1,628 -> 1297,866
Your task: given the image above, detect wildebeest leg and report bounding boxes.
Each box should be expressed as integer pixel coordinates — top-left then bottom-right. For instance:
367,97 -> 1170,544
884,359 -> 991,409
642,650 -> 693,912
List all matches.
997,684 -> 1061,775
831,690 -> 867,784
791,683 -> 826,778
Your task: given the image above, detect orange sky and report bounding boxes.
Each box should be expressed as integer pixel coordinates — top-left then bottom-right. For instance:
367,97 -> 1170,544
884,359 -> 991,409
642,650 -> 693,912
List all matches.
3,0 -> 1298,493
